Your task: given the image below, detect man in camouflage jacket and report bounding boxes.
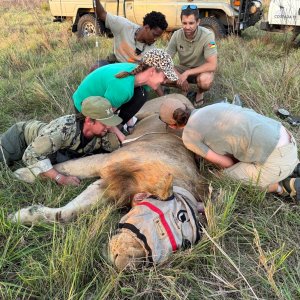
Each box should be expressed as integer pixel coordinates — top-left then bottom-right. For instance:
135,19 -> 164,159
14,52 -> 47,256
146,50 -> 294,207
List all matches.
0,96 -> 123,186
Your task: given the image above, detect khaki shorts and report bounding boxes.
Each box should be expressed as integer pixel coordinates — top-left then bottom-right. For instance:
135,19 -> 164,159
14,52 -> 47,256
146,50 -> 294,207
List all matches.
224,135 -> 299,188
175,65 -> 197,84
175,65 -> 215,85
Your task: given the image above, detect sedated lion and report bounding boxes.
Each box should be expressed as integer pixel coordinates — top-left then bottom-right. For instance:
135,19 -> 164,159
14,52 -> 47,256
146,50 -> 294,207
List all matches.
10,94 -> 207,270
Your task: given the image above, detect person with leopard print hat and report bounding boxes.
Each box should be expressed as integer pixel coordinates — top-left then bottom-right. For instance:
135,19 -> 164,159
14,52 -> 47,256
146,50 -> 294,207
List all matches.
73,48 -> 178,133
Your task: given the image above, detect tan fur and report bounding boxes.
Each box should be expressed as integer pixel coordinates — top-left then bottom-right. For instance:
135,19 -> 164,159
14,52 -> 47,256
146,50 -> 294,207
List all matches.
11,94 -> 206,214
109,232 -> 146,270
101,162 -> 174,206
10,94 -> 207,270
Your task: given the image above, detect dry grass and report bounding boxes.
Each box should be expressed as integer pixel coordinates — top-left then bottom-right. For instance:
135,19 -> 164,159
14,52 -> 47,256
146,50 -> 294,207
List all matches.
0,3 -> 300,299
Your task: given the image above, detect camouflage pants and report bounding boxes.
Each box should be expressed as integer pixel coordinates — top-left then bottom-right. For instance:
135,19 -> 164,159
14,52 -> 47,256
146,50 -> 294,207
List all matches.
0,122 -> 27,166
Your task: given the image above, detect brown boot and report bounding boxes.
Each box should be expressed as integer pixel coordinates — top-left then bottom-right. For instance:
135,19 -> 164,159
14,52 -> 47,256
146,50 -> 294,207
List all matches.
290,163 -> 300,177
280,177 -> 300,201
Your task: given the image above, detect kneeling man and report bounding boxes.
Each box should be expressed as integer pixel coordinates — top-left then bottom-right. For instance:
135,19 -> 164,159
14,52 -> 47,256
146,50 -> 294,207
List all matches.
166,5 -> 217,105
0,96 -> 122,186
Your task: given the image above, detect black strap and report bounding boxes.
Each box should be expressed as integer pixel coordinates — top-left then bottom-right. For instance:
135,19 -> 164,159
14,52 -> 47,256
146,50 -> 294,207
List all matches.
176,193 -> 203,243
148,194 -> 175,201
118,222 -> 153,264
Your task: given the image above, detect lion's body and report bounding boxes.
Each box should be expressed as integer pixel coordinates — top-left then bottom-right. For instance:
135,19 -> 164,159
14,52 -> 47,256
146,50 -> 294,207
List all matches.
11,94 -> 205,226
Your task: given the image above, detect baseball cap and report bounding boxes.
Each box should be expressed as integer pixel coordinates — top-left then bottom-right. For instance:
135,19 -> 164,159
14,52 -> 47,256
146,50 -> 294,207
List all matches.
81,96 -> 123,126
141,49 -> 178,82
159,97 -> 186,125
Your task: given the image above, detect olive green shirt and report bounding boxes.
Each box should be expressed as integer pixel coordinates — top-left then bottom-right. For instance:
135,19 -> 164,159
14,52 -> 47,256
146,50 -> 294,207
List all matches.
23,115 -> 119,175
182,103 -> 281,163
166,27 -> 217,68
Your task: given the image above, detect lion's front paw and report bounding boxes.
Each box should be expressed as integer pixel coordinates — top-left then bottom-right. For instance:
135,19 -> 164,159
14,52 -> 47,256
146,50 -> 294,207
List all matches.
8,205 -> 46,225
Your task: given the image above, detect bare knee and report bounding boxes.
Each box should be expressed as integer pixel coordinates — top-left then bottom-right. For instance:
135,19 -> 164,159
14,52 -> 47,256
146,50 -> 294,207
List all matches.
196,72 -> 214,91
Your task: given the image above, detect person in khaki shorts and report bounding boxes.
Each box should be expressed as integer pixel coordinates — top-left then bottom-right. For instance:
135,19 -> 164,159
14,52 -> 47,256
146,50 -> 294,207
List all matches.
0,96 -> 123,186
165,5 -> 218,105
159,97 -> 300,201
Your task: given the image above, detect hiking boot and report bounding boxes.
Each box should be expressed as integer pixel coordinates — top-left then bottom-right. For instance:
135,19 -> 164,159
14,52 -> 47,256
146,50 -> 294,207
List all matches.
280,177 -> 300,201
290,163 -> 300,177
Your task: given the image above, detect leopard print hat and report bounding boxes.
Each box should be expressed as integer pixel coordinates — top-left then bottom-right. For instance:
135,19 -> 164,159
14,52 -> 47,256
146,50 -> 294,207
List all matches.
141,49 -> 178,82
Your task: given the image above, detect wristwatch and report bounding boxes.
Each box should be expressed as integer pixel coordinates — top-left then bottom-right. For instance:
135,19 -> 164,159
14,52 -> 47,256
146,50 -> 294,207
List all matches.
55,173 -> 63,183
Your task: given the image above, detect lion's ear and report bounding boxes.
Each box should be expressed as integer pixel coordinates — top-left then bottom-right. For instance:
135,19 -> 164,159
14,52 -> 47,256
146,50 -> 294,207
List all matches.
109,232 -> 146,271
153,173 -> 173,200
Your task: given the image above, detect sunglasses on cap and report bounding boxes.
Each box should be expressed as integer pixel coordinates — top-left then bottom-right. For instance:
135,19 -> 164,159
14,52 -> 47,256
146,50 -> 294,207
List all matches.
135,48 -> 142,55
181,4 -> 197,10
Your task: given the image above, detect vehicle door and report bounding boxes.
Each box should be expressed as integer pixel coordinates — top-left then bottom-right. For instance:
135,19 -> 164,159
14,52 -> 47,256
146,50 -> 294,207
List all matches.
104,0 -> 120,15
146,0 -> 180,29
122,0 -> 149,24
268,0 -> 300,26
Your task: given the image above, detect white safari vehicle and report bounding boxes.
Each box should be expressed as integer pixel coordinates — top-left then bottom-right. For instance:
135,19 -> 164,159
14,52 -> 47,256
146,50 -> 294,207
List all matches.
260,0 -> 300,45
49,0 -> 263,39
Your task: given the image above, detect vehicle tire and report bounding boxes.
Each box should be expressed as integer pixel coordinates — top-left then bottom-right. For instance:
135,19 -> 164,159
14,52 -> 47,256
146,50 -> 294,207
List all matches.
77,14 -> 106,38
199,17 -> 226,39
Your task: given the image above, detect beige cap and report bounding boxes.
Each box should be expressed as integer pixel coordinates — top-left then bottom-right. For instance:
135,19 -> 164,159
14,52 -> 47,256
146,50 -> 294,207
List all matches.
81,96 -> 122,126
159,97 -> 186,125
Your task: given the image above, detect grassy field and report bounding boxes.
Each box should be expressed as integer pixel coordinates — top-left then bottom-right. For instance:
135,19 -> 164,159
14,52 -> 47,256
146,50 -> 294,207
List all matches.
1,1 -> 300,299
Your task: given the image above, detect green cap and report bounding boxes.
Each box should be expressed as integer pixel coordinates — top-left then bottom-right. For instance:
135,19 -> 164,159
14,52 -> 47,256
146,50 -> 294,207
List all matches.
81,96 -> 123,126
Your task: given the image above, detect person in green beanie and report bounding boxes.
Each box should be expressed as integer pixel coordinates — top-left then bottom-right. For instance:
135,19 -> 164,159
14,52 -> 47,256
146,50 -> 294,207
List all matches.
0,96 -> 122,186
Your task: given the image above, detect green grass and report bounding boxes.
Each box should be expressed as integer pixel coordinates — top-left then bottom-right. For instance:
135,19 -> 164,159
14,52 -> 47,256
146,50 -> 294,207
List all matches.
1,1 -> 300,299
